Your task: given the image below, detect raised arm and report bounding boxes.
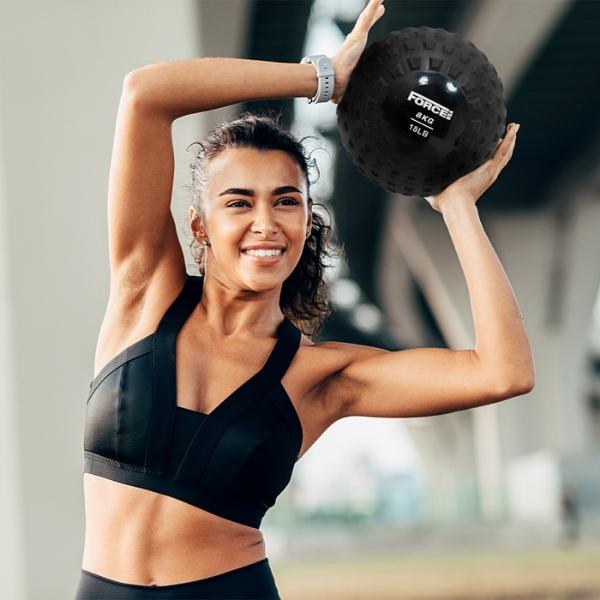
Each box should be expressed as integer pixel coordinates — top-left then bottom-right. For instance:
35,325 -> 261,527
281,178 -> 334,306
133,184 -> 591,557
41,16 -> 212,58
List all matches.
105,78 -> 182,300
105,59 -> 320,311
126,59 -> 319,120
125,0 -> 385,118
106,59 -> 319,305
324,124 -> 535,420
107,0 -> 385,302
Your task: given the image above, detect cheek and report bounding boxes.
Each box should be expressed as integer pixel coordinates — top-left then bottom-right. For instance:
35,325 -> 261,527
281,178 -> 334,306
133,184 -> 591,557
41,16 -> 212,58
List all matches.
289,217 -> 306,233
285,209 -> 308,230
210,216 -> 243,244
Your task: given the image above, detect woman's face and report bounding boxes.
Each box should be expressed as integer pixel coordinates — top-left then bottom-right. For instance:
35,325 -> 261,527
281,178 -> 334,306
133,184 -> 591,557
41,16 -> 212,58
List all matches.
190,147 -> 312,290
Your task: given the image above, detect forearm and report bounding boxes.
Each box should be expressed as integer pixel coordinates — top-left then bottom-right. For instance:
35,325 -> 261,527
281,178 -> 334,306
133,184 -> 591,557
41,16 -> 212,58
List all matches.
126,57 -> 319,120
442,198 -> 534,389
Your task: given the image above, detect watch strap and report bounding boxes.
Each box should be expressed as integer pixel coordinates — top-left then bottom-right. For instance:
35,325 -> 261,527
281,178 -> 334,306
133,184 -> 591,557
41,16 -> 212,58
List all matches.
301,54 -> 335,104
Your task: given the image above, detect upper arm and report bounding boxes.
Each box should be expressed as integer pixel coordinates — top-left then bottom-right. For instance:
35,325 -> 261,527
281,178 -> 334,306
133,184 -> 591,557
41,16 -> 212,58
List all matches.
323,343 -> 534,420
105,73 -> 185,298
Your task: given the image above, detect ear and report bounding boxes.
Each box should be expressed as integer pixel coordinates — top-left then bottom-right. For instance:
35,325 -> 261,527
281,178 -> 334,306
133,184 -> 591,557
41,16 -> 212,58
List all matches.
189,206 -> 206,238
306,209 -> 313,237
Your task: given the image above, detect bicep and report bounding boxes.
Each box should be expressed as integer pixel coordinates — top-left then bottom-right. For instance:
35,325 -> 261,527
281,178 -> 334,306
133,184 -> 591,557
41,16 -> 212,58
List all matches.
331,345 -> 520,420
106,74 -> 184,295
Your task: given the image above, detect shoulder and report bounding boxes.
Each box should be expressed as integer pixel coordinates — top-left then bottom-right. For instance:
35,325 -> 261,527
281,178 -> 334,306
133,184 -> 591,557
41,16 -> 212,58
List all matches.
282,334 -> 389,451
293,333 -> 389,419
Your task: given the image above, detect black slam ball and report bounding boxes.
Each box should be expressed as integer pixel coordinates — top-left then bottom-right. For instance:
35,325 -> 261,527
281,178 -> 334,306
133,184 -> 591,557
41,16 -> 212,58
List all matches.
336,27 -> 507,197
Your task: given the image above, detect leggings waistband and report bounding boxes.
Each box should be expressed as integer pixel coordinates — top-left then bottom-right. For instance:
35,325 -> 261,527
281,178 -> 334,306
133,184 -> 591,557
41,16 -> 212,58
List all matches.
80,558 -> 269,589
75,557 -> 280,599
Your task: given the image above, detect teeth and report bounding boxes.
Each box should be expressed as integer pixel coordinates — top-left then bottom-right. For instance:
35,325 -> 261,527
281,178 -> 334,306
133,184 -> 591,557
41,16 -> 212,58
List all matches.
244,248 -> 282,257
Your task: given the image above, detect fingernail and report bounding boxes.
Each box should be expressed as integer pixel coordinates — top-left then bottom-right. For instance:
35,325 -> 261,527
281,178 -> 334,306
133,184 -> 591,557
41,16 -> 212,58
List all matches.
515,123 -> 521,132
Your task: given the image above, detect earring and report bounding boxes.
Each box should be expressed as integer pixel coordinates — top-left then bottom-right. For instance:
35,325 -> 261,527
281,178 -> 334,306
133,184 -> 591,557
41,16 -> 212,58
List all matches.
202,239 -> 210,247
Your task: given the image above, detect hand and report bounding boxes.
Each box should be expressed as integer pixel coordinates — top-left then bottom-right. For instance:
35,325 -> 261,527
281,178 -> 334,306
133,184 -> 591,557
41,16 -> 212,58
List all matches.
424,122 -> 519,212
329,0 -> 386,105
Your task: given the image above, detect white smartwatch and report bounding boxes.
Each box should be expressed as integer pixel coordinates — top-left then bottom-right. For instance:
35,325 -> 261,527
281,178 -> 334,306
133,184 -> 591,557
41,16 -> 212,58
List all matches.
301,54 -> 335,104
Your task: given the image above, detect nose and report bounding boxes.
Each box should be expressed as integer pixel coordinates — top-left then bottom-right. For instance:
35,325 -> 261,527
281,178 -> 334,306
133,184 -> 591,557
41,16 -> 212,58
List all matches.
251,203 -> 280,236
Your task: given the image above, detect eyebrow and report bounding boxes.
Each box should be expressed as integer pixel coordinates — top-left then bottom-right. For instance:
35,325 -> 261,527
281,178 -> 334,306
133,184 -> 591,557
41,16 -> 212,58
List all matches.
218,186 -> 303,197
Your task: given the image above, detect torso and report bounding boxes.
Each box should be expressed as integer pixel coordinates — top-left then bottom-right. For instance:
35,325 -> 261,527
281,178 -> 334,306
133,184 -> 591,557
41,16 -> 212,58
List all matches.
82,269 -> 348,586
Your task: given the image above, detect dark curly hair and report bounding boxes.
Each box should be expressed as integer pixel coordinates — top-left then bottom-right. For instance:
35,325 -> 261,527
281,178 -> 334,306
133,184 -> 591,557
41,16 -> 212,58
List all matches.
183,111 -> 345,338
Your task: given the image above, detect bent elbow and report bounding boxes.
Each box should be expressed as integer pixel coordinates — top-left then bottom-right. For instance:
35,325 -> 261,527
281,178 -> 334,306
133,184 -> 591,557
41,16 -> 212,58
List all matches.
512,374 -> 535,396
494,371 -> 535,398
517,363 -> 536,395
123,69 -> 143,96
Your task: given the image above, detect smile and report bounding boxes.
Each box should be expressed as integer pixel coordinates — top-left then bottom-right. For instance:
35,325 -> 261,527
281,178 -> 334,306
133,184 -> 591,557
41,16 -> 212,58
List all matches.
241,248 -> 285,262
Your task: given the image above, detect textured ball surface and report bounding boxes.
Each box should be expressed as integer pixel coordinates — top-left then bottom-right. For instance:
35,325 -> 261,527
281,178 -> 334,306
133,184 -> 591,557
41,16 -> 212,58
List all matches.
336,27 -> 507,197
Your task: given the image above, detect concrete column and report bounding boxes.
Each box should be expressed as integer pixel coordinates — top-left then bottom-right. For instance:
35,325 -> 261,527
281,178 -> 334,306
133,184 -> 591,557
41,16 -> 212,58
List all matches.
0,0 -> 251,596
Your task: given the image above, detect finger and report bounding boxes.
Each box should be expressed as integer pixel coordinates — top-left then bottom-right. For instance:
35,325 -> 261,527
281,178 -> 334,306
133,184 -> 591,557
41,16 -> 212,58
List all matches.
353,0 -> 385,37
500,125 -> 518,159
501,122 -> 519,147
493,123 -> 517,158
495,122 -> 518,146
372,2 -> 385,24
490,124 -> 518,177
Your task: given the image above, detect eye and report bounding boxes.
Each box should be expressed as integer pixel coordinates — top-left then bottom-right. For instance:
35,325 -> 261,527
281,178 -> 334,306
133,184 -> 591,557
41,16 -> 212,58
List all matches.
226,197 -> 299,208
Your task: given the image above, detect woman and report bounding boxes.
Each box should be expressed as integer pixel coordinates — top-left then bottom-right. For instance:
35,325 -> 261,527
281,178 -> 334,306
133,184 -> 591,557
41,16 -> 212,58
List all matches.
76,0 -> 534,598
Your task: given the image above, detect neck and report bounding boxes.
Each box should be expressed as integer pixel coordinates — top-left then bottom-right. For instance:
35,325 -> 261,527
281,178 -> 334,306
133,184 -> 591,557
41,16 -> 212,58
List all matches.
197,272 -> 285,337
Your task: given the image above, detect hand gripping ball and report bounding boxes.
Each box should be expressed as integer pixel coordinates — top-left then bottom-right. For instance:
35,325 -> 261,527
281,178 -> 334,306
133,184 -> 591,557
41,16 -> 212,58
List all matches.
336,27 -> 507,197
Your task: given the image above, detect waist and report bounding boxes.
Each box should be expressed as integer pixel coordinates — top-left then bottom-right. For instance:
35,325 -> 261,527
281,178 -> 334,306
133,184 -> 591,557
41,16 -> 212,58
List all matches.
83,473 -> 266,585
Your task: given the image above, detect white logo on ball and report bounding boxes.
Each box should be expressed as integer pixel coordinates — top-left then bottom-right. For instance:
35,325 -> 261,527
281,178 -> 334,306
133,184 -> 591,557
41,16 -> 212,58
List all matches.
407,91 -> 453,120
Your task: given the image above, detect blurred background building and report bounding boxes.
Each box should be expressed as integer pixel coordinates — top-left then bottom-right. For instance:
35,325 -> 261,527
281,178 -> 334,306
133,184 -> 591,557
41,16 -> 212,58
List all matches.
1,1 -> 599,598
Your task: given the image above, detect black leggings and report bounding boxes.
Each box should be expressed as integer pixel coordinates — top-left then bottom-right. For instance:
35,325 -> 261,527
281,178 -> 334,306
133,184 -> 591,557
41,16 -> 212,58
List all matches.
74,557 -> 280,599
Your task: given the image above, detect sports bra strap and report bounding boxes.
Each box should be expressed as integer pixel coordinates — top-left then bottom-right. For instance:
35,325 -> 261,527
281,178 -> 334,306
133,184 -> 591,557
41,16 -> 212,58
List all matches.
144,274 -> 302,476
258,317 -> 301,388
156,274 -> 204,337
145,275 -> 204,473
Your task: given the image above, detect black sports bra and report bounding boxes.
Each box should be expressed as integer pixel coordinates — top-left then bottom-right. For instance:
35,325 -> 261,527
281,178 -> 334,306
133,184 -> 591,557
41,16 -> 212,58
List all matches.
83,274 -> 303,529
